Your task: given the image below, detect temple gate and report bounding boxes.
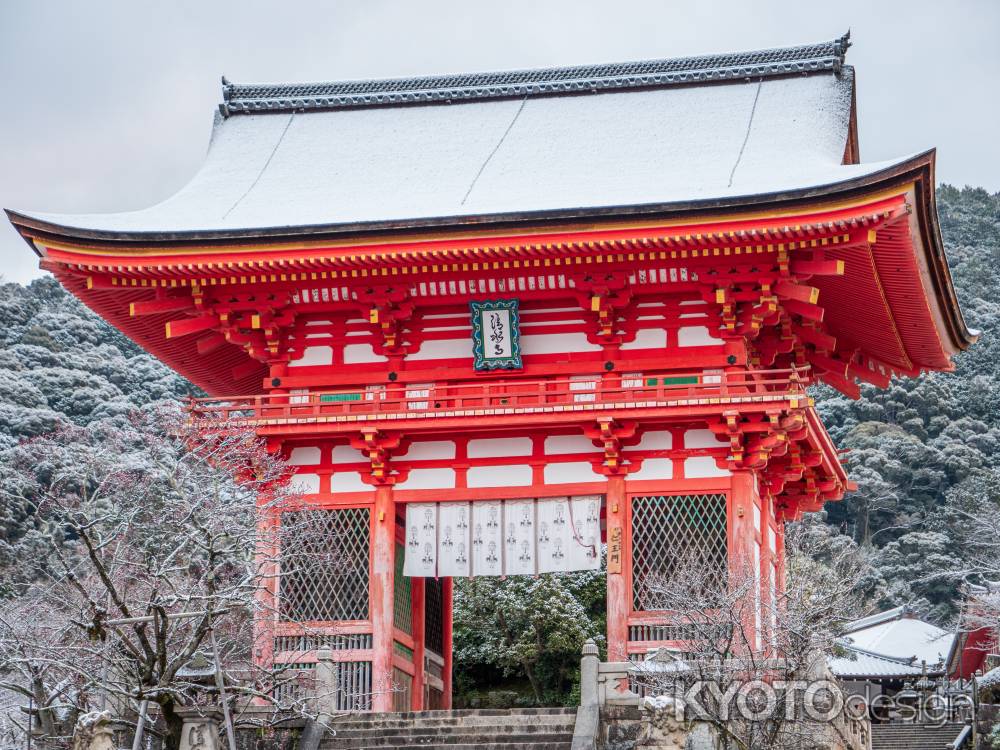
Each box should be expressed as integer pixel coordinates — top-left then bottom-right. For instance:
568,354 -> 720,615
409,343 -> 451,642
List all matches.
7,33 -> 973,713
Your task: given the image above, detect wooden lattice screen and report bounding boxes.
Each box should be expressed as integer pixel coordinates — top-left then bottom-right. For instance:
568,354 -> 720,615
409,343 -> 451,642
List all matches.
630,494 -> 728,611
393,542 -> 413,634
279,507 -> 371,622
424,576 -> 444,655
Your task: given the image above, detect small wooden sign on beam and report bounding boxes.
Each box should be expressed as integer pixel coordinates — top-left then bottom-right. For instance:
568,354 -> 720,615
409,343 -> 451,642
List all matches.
608,526 -> 623,574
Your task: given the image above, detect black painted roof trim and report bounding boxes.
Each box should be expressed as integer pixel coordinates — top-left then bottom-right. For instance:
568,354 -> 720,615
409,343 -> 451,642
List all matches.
219,33 -> 850,116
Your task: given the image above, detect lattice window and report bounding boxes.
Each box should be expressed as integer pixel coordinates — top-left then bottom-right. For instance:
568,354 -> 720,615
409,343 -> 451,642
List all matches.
393,542 -> 413,634
329,661 -> 373,711
392,667 -> 413,712
273,633 -> 373,653
280,507 -> 370,622
424,577 -> 444,655
630,494 -> 728,611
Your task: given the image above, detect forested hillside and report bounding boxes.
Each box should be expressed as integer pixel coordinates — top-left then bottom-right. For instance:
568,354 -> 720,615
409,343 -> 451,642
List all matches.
0,185 -> 997,699
819,186 -> 1000,619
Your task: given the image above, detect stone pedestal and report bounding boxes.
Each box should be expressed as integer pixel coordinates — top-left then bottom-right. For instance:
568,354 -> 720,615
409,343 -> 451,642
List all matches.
176,708 -> 223,750
72,711 -> 116,750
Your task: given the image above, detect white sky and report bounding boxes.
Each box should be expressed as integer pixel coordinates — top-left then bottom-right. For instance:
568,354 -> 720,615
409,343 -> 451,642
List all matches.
1,0 -> 998,284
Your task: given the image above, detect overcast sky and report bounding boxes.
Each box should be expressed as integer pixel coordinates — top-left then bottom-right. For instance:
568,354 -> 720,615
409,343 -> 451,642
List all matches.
1,0 -> 998,284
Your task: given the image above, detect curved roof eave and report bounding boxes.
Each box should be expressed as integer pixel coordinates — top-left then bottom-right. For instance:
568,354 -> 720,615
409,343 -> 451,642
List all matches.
7,150 -> 976,355
1,149 -> 954,245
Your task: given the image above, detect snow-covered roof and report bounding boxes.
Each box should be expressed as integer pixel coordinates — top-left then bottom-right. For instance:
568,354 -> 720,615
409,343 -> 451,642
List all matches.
8,33 -> 915,243
978,666 -> 1000,689
843,606 -> 909,634
829,645 -> 926,679
842,612 -> 955,669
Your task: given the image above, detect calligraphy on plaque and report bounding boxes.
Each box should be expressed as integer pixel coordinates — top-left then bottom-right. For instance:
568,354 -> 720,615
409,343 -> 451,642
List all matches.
608,526 -> 623,574
470,299 -> 522,370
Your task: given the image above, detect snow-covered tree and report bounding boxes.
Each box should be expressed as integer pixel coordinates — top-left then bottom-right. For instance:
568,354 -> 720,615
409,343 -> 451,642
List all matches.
631,518 -> 873,750
453,566 -> 605,705
0,405 -> 341,750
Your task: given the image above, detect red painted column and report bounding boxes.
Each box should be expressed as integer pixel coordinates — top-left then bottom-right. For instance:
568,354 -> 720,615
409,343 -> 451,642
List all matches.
605,474 -> 629,661
411,576 -> 426,711
253,499 -> 280,672
371,483 -> 396,712
729,470 -> 758,652
442,576 -> 454,709
774,519 -> 787,592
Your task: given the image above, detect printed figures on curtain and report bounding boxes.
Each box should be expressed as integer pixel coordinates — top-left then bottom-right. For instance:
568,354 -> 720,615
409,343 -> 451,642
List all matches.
403,503 -> 438,577
537,497 -> 601,573
470,299 -> 522,370
437,502 -> 471,577
403,496 -> 601,577
504,499 -> 536,576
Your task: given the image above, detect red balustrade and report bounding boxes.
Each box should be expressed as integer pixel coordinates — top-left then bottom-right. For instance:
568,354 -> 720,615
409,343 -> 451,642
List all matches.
189,368 -> 811,428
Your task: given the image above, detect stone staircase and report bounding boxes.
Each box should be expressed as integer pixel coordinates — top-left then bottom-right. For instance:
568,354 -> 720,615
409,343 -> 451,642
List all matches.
321,707 -> 577,750
870,722 -> 968,750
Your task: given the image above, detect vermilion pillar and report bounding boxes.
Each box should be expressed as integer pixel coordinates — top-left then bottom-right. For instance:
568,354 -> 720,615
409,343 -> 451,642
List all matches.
411,576 -> 426,710
605,474 -> 628,661
371,483 -> 396,712
442,577 -> 454,709
729,470 -> 759,651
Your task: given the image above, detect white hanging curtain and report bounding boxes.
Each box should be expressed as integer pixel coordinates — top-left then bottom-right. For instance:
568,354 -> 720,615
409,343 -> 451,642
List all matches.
437,502 -> 471,577
503,498 -> 536,576
403,496 -> 602,577
403,503 -> 437,577
472,501 -> 504,576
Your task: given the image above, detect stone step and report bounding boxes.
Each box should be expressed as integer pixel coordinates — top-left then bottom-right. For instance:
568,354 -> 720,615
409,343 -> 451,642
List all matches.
319,707 -> 577,750
350,706 -> 576,719
324,732 -> 573,749
363,745 -> 570,750
329,723 -> 574,741
870,722 -> 966,750
329,714 -> 575,731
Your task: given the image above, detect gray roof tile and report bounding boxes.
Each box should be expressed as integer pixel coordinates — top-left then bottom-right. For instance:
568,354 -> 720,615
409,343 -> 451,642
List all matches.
220,33 -> 850,116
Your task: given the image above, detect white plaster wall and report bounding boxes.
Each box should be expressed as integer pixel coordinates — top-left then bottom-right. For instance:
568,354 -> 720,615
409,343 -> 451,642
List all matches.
635,430 -> 673,450
288,446 -> 322,465
620,327 -> 667,350
684,429 -> 728,449
544,435 -> 597,455
466,464 -> 533,487
291,473 -> 321,494
543,461 -> 604,484
395,468 -> 456,490
332,445 -> 368,464
397,441 -> 457,460
628,458 -> 674,481
678,326 -> 720,347
684,456 -> 730,478
467,437 -> 533,458
408,338 -> 470,361
289,345 -> 334,367
520,332 -> 602,355
329,471 -> 371,493
343,343 -> 388,363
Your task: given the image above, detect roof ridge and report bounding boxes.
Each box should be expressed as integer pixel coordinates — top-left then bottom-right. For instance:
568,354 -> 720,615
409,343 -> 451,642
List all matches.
219,32 -> 850,116
837,640 -> 919,666
842,604 -> 908,633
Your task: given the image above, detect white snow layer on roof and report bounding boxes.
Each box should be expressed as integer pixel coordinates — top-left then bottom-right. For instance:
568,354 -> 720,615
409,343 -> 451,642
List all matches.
20,72 -> 912,235
843,617 -> 955,667
828,650 -> 926,679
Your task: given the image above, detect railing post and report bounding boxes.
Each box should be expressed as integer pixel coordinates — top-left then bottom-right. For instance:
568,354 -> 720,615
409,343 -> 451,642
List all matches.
315,648 -> 335,719
580,638 -> 600,707
572,638 -> 601,750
